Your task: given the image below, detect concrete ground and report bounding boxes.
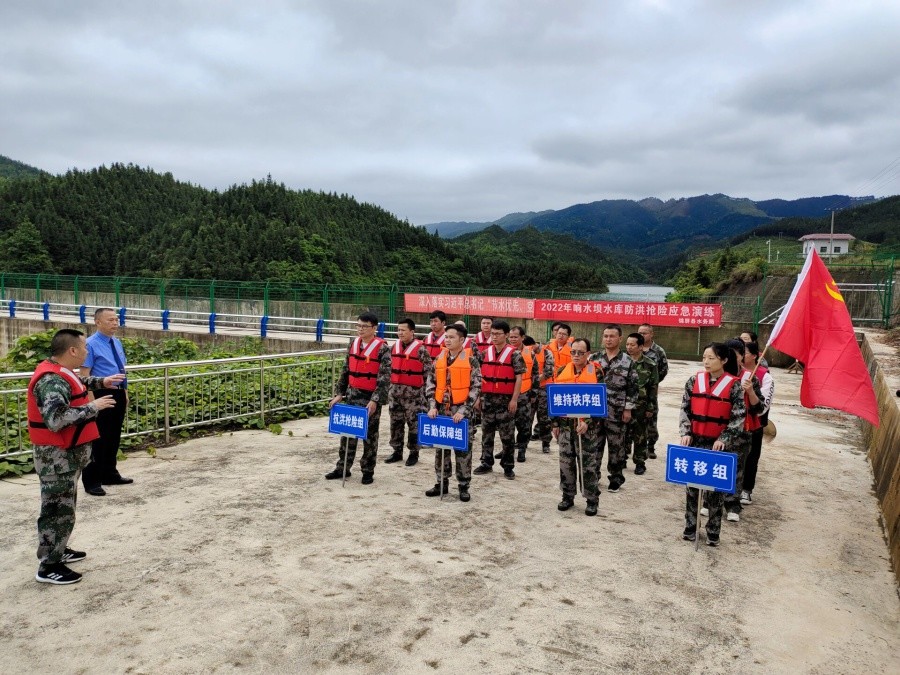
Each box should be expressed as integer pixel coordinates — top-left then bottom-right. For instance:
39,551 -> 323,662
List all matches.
1,357 -> 898,674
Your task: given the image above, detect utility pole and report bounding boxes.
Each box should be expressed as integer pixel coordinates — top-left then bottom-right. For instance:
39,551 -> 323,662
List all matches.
767,240 -> 771,263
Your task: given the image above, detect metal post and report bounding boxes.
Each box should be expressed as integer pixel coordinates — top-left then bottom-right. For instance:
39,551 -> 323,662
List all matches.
35,274 -> 41,303
209,280 -> 216,315
576,423 -> 585,496
164,366 -> 170,445
115,277 -> 121,307
341,437 -> 349,488
160,279 -> 166,311
695,489 -> 703,551
259,359 -> 265,428
264,281 -> 270,317
439,448 -> 446,500
74,276 -> 79,305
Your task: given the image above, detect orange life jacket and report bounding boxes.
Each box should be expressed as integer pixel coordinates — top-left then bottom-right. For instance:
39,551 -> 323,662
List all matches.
547,340 -> 572,383
390,339 -> 425,387
519,347 -> 534,394
27,361 -> 100,449
434,349 -> 472,405
424,332 -> 447,359
554,362 -> 599,384
481,345 -> 517,396
689,371 -> 738,438
348,337 -> 385,392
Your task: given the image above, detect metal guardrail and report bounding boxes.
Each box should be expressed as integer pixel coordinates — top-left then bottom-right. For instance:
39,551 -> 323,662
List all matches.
0,349 -> 344,461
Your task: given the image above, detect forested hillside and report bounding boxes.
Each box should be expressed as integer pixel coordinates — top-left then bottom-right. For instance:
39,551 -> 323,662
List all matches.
0,163 -> 633,292
0,155 -> 45,182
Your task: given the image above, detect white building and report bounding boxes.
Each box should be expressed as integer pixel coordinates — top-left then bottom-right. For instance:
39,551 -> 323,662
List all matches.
799,233 -> 855,257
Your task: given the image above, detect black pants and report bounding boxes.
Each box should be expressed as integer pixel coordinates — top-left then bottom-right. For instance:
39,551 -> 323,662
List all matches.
742,428 -> 764,493
82,388 -> 127,489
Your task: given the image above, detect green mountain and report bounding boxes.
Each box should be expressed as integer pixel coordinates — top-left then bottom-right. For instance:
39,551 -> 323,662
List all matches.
0,155 -> 46,181
0,162 -> 630,292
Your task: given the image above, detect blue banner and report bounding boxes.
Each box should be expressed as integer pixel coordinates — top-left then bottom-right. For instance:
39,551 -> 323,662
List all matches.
417,414 -> 469,451
546,383 -> 607,418
328,403 -> 369,439
665,444 -> 737,494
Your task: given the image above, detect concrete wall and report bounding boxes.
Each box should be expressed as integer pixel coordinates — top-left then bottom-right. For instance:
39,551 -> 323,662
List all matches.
859,334 -> 900,586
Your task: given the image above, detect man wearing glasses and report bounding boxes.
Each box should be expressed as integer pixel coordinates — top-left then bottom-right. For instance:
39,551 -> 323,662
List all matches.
326,312 -> 392,484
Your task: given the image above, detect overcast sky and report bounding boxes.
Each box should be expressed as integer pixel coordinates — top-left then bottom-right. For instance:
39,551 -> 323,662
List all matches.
3,0 -> 899,224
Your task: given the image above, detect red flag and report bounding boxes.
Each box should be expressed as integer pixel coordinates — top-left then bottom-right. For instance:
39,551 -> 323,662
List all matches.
768,249 -> 879,426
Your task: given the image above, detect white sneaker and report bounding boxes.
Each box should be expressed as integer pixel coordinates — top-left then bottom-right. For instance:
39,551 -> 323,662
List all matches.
740,491 -> 752,505
700,507 -> 709,517
726,511 -> 740,522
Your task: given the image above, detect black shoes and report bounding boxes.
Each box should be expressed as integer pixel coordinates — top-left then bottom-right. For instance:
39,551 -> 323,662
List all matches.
102,475 -> 133,485
634,464 -> 646,475
473,464 -> 492,475
542,442 -> 551,454
558,498 -> 574,511
425,481 -> 449,497
707,534 -> 720,547
405,452 -> 419,467
36,563 -> 82,585
85,486 -> 106,496
585,503 -> 598,517
647,449 -> 657,459
361,472 -> 374,485
504,469 -> 515,480
459,487 -> 471,502
325,468 -> 351,480
683,528 -> 696,541
516,450 -> 526,462
61,547 -> 86,564
607,479 -> 622,493
384,451 -> 403,464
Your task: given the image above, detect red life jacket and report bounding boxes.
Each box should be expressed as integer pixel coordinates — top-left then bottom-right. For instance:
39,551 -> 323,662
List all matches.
27,361 -> 100,450
390,339 -> 425,387
740,368 -> 762,432
461,336 -> 474,350
423,332 -> 447,359
481,345 -> 517,396
474,331 -> 492,354
689,371 -> 738,438
348,337 -> 385,392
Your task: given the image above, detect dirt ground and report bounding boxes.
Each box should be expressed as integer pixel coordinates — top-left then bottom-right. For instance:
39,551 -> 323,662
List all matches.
1,357 -> 898,675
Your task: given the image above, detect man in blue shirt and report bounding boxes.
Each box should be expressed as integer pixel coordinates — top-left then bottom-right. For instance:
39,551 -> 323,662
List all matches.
80,308 -> 130,496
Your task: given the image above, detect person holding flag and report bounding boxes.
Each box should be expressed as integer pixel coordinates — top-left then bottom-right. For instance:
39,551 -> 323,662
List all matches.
766,249 -> 879,427
679,343 -> 746,547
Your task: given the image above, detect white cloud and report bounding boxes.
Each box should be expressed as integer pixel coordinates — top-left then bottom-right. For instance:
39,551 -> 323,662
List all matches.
1,0 -> 898,224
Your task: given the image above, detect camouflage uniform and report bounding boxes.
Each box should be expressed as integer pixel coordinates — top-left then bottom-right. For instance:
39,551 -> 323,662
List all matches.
388,341 -> 432,461
642,342 -> 668,456
332,339 -> 392,475
679,373 -> 746,540
514,352 -> 541,455
553,415 -> 603,507
425,351 -> 482,489
31,369 -> 106,569
531,348 -> 556,446
628,354 -> 659,468
476,349 -> 526,472
590,350 -> 638,488
724,372 -> 764,516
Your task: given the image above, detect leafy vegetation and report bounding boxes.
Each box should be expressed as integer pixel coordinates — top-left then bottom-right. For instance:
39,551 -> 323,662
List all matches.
1,331 -> 336,477
0,162 -> 631,292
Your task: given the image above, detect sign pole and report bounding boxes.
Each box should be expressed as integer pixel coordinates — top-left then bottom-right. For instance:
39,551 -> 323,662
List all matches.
695,488 -> 703,551
439,447 -> 446,501
576,422 -> 585,496
342,436 -> 350,488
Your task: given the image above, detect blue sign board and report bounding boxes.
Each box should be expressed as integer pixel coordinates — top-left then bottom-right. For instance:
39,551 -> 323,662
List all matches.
546,383 -> 608,418
328,403 -> 369,439
665,444 -> 737,494
417,414 -> 469,451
